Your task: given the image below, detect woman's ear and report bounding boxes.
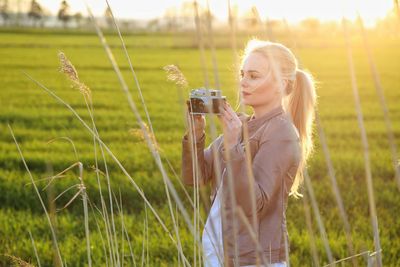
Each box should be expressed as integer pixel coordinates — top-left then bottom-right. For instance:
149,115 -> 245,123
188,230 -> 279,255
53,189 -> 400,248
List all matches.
275,79 -> 289,95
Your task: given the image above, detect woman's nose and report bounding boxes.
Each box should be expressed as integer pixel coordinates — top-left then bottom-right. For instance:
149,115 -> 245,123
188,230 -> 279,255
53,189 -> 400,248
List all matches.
240,77 -> 248,88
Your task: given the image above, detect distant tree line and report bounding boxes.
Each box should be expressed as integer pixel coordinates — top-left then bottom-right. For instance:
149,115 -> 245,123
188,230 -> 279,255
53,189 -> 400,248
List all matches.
0,0 -> 399,37
0,0 -> 88,28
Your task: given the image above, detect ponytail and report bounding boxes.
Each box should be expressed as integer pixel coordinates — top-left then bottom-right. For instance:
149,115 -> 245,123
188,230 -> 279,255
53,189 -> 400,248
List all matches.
287,69 -> 317,197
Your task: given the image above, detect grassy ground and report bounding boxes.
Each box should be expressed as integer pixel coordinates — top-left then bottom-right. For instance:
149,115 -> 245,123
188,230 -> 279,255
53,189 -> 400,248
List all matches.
0,28 -> 399,266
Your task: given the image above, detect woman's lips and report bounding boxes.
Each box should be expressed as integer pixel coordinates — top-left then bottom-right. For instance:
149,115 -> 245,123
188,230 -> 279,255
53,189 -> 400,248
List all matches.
242,91 -> 251,96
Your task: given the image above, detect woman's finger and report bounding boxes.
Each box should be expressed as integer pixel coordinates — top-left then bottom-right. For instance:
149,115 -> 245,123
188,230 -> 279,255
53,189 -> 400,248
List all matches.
219,105 -> 233,121
220,115 -> 235,131
221,111 -> 236,126
224,103 -> 238,120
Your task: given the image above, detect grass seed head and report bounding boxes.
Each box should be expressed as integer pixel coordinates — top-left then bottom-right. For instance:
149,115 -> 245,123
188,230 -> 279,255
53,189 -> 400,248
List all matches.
3,254 -> 34,267
129,122 -> 161,152
58,51 -> 79,82
163,64 -> 188,88
58,51 -> 91,99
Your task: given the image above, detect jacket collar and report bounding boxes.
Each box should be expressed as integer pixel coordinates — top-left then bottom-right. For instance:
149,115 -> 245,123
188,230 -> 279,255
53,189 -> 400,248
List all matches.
238,105 -> 285,131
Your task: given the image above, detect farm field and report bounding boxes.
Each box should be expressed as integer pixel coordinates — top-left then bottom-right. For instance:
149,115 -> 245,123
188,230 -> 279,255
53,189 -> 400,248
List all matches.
0,28 -> 399,266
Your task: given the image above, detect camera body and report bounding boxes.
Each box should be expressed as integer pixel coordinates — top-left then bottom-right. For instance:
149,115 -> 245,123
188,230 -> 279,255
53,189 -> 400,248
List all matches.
188,88 -> 226,114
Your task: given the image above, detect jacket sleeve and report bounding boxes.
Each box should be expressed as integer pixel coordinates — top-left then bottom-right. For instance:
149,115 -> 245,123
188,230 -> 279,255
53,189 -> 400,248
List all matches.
219,136 -> 298,216
181,132 -> 221,187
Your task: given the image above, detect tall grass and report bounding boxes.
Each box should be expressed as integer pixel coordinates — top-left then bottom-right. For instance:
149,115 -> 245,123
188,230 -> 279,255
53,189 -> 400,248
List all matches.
9,124 -> 64,267
342,17 -> 382,267
85,3 -> 194,265
22,72 -> 189,265
356,15 -> 400,192
28,230 -> 41,267
286,19 -> 358,266
304,169 -> 334,264
193,0 -> 210,88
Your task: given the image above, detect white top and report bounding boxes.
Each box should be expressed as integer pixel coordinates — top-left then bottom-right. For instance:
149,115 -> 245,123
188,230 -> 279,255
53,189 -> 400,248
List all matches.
202,181 -> 224,267
201,178 -> 287,267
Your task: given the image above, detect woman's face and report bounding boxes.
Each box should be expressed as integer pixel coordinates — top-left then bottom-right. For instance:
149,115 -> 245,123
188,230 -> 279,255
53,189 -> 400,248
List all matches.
239,52 -> 282,108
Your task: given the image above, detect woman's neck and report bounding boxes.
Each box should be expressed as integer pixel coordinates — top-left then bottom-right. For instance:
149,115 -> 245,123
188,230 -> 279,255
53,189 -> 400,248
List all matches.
252,101 -> 282,119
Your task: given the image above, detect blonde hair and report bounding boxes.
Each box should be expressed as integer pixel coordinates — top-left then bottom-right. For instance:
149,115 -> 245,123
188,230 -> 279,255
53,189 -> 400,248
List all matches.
240,39 -> 317,198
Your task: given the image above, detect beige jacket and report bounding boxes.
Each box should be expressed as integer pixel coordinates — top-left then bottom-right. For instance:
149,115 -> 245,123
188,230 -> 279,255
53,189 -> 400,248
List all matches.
181,106 -> 301,266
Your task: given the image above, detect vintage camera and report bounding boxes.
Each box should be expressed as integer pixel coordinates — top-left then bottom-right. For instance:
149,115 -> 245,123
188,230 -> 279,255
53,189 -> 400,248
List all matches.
188,88 -> 226,114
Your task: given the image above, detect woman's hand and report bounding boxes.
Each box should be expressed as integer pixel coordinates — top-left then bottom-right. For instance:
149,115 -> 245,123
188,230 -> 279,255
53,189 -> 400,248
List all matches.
185,100 -> 206,141
218,101 -> 242,149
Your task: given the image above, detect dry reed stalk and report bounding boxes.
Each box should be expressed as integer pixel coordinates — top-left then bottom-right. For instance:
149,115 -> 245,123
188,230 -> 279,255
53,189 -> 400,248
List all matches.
85,107 -> 120,267
357,15 -> 400,192
89,103 -> 120,265
395,0 -> 400,25
163,64 -> 207,220
47,137 -> 79,162
184,106 -> 219,265
9,124 -> 64,267
140,203 -> 149,267
24,72 -> 190,265
78,162 -> 92,267
186,112 -> 205,266
185,110 -> 224,266
323,250 -> 380,267
251,6 -> 273,41
205,0 -> 220,90
304,169 -> 334,264
302,192 -> 320,267
202,0 -> 246,264
191,2 -> 216,260
87,198 -> 111,266
342,17 -> 382,267
165,154 -> 195,209
44,162 -> 61,267
193,0 -> 210,88
112,191 -> 137,267
231,42 -> 263,267
59,50 -> 119,266
81,82 -> 119,266
28,230 -> 42,267
191,1 -> 234,263
39,161 -> 92,267
226,1 -> 266,265
166,63 -> 224,265
176,203 -> 181,266
235,208 -> 270,265
99,194 -> 119,266
227,0 -> 239,85
284,20 -> 358,265
104,0 -> 156,140
164,63 -> 214,265
220,133 -> 240,264
315,112 -> 357,266
84,7 -> 194,265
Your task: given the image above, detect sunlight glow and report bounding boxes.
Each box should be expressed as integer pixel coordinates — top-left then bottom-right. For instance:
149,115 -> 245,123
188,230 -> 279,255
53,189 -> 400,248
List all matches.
36,0 -> 393,25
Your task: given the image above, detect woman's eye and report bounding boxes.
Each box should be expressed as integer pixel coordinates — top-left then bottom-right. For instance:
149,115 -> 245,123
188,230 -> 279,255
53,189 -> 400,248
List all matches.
250,74 -> 257,79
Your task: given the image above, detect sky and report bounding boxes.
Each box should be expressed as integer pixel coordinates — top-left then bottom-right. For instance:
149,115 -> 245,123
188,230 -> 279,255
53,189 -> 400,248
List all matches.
33,0 -> 393,24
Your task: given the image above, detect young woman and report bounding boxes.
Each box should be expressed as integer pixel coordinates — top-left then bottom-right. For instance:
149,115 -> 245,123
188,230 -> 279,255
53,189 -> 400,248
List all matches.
181,39 -> 317,267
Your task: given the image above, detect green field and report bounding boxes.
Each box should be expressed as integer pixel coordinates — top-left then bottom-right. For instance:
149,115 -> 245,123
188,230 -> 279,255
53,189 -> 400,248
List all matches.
0,28 -> 399,266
